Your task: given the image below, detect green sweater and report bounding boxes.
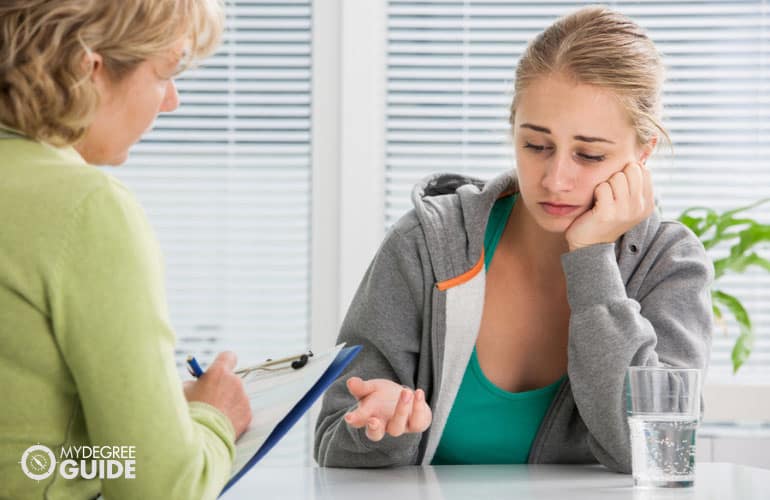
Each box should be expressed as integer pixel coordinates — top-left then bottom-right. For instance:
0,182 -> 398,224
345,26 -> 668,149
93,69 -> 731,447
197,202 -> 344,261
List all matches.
0,128 -> 235,499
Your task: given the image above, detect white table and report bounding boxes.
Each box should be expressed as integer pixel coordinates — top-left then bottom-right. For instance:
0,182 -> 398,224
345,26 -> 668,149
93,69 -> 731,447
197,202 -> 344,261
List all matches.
223,463 -> 770,499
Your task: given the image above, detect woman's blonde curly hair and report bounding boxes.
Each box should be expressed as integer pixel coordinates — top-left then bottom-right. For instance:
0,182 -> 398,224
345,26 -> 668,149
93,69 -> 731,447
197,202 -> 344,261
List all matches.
0,0 -> 224,147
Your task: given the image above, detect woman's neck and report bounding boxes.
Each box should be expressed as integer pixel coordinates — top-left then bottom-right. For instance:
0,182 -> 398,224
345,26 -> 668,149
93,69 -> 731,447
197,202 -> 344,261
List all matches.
500,197 -> 570,277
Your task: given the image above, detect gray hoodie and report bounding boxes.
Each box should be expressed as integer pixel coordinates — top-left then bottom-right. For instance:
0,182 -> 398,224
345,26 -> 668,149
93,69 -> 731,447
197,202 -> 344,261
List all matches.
315,171 -> 713,472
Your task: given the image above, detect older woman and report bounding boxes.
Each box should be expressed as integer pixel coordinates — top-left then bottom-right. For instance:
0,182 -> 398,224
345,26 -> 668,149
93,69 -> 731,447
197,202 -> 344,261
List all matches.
0,1 -> 251,499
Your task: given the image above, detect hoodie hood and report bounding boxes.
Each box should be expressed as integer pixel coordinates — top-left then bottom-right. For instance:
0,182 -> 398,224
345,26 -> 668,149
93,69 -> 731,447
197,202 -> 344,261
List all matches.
410,171 -> 517,285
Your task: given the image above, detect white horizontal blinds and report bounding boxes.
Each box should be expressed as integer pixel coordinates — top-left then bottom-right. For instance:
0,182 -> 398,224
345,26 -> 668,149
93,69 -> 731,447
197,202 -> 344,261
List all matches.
385,0 -> 770,382
387,1 -> 516,223
106,0 -> 312,465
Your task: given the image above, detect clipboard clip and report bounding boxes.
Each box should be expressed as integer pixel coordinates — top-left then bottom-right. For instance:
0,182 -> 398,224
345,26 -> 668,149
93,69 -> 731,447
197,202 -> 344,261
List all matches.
235,350 -> 314,377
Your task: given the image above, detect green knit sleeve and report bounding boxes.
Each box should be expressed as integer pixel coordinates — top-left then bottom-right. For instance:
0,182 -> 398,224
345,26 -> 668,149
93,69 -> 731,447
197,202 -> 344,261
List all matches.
49,176 -> 235,500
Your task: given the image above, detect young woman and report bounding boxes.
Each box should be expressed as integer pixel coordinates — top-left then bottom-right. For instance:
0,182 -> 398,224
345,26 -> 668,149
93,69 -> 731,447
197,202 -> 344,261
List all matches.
315,6 -> 713,472
0,1 -> 251,498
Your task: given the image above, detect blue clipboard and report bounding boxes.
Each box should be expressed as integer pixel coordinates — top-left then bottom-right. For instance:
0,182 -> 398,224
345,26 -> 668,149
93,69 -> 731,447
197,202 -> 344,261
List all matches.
220,344 -> 361,496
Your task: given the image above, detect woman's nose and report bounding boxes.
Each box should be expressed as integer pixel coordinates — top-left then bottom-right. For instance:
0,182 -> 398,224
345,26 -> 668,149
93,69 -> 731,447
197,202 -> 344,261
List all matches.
541,153 -> 576,192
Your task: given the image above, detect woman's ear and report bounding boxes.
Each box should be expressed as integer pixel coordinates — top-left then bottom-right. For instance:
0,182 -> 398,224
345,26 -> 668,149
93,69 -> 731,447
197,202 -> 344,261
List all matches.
81,50 -> 105,85
639,136 -> 658,164
82,51 -> 112,101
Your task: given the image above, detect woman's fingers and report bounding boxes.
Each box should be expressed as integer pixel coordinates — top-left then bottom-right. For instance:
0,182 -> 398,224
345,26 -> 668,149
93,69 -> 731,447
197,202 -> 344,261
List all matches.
385,389 -> 414,437
209,350 -> 238,373
623,162 -> 645,212
593,181 -> 614,218
346,376 -> 375,400
566,160 -> 656,251
608,170 -> 630,209
641,162 -> 654,213
406,388 -> 433,433
365,417 -> 386,442
344,406 -> 368,428
344,380 -> 432,440
344,377 -> 378,428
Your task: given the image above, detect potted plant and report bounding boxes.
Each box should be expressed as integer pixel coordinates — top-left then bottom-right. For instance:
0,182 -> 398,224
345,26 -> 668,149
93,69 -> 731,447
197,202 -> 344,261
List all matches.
678,199 -> 770,373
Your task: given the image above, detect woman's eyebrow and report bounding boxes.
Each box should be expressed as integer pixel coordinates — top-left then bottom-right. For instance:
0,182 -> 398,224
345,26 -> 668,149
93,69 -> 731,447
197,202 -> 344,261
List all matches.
520,123 -> 551,134
520,123 -> 615,144
574,134 -> 615,144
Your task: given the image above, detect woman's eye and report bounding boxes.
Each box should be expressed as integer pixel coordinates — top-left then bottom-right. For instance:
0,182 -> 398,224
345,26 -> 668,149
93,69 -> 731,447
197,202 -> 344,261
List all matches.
577,152 -> 606,162
524,142 -> 549,152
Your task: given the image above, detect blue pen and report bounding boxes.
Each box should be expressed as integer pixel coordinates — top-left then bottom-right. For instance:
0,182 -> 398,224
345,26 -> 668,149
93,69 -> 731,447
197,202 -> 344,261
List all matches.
186,355 -> 205,378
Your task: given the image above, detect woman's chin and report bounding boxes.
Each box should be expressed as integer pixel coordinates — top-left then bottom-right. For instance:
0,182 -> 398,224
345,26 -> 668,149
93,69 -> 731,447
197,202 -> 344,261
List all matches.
533,214 -> 575,234
105,151 -> 130,166
92,150 -> 130,167
543,222 -> 571,234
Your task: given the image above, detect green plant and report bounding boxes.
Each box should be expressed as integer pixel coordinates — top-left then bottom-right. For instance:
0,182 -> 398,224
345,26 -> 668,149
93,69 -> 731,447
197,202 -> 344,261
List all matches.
678,199 -> 770,373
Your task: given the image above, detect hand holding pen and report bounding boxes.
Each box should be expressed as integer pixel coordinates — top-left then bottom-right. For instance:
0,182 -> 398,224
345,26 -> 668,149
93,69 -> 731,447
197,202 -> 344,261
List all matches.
186,355 -> 205,377
182,351 -> 253,438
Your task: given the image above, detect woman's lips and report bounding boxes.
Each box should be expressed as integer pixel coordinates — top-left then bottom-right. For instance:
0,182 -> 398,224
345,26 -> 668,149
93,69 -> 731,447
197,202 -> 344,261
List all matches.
539,202 -> 580,216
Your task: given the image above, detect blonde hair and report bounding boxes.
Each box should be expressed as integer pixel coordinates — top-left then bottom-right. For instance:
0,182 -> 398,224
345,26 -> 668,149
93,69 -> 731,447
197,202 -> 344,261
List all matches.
510,6 -> 668,147
0,0 -> 224,147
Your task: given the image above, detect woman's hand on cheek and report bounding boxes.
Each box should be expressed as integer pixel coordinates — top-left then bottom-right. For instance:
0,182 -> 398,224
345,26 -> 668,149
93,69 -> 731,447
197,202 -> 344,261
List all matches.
565,161 -> 654,252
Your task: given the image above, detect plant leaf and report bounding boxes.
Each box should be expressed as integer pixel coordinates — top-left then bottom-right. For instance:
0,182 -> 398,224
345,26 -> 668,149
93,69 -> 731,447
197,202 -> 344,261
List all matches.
679,199 -> 770,374
712,290 -> 752,334
677,207 -> 717,237
702,218 -> 754,250
678,214 -> 701,234
712,290 -> 754,373
732,331 -> 755,373
713,252 -> 770,280
730,224 -> 770,258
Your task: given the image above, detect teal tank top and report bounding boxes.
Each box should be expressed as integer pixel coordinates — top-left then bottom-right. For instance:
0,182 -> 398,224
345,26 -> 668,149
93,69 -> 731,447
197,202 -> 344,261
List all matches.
432,194 -> 565,465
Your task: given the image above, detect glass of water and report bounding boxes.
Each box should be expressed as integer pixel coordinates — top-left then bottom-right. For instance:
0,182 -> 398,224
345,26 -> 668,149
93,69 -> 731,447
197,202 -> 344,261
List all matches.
625,366 -> 702,488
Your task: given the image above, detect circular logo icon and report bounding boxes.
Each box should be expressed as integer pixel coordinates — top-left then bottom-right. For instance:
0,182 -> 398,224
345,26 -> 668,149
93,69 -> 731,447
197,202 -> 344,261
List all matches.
20,445 -> 57,481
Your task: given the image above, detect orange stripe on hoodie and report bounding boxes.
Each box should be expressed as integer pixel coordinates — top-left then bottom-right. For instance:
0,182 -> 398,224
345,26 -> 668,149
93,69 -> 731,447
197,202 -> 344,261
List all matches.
436,249 -> 485,291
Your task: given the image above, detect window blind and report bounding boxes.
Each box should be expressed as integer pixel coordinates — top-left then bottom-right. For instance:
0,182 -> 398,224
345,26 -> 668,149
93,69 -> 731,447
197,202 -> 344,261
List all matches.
106,0 -> 313,465
386,0 -> 770,382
